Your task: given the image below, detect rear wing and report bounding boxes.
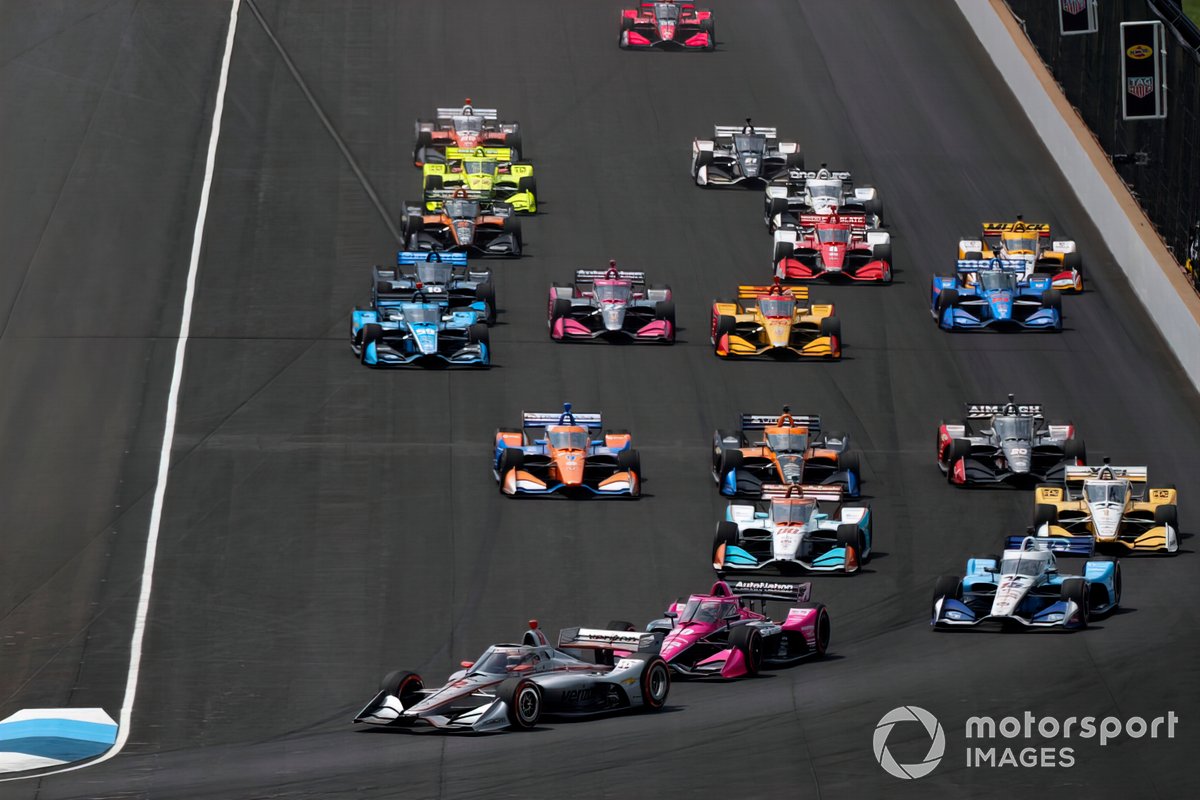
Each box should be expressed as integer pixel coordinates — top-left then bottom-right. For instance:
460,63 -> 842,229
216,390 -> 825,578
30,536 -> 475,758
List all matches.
981,221 -> 1051,236
787,168 -> 852,183
1004,534 -> 1095,557
740,413 -> 821,432
437,106 -> 498,121
797,213 -> 867,231
1064,465 -> 1147,483
522,404 -> 602,430
963,402 -> 1043,419
445,145 -> 514,161
727,580 -> 811,604
557,627 -> 656,653
575,269 -> 646,285
714,125 -> 778,139
397,250 -> 468,267
957,259 -> 1026,274
424,188 -> 492,202
760,484 -> 842,501
737,284 -> 810,301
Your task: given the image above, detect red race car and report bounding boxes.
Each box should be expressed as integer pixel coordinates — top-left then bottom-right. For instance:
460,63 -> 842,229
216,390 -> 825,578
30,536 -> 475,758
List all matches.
619,2 -> 714,50
772,212 -> 892,283
413,99 -> 522,166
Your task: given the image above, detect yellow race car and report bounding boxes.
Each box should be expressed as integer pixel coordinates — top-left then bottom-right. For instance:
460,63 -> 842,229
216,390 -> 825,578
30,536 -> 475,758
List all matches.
957,216 -> 1082,293
423,146 -> 536,214
1032,462 -> 1179,554
710,279 -> 840,359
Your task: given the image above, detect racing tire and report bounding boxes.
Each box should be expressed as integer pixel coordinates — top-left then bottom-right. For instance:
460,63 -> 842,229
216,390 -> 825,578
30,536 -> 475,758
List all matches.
713,314 -> 737,347
785,149 -> 804,170
935,288 -> 959,320
712,520 -> 739,566
379,670 -> 424,709
505,131 -> 522,158
1062,251 -> 1081,273
717,447 -> 744,477
498,677 -> 541,730
837,450 -> 860,479
403,212 -> 425,239
836,524 -> 865,570
414,126 -> 432,147
944,438 -> 971,483
620,14 -> 634,31
728,626 -> 763,676
797,603 -> 831,657
1033,503 -> 1058,529
1061,578 -> 1090,628
467,323 -> 489,347
517,175 -> 537,195
695,149 -> 714,168
617,447 -> 641,477
1062,438 -> 1086,462
1155,503 -> 1179,530
474,282 -> 497,325
864,195 -> 884,225
497,447 -> 524,490
820,316 -> 841,338
932,575 -> 962,602
359,324 -> 383,365
502,215 -> 520,234
772,240 -> 795,267
1042,289 -> 1063,312
654,300 -> 675,323
1090,556 -> 1121,609
425,174 -> 443,192
639,655 -> 671,710
963,250 -> 983,261
550,298 -> 572,331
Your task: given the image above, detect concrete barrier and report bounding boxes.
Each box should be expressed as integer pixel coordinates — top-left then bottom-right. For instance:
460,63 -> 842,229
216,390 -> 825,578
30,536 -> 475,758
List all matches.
956,0 -> 1200,389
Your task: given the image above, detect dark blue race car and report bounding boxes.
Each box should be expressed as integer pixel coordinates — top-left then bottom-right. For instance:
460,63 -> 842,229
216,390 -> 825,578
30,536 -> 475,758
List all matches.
930,259 -> 1061,331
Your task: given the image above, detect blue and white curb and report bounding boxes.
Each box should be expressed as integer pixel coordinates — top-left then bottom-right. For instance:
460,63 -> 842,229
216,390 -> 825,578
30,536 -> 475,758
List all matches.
0,709 -> 117,772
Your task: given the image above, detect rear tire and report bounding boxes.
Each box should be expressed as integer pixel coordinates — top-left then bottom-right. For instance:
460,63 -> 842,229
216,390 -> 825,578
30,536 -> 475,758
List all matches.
498,678 -> 541,730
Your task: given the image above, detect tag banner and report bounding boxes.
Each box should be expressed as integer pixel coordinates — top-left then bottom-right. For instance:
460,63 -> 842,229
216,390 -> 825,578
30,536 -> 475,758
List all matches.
1121,21 -> 1166,120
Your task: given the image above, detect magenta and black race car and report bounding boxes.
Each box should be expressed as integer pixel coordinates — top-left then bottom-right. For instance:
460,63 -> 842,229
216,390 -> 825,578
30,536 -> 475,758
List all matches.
619,2 -> 715,50
547,264 -> 675,343
635,580 -> 831,679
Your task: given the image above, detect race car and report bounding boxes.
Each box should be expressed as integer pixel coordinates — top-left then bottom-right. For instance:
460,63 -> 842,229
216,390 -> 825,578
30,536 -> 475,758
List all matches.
619,2 -> 715,50
1031,461 -> 1180,554
350,290 -> 489,368
354,621 -> 669,732
639,579 -> 829,678
764,166 -> 883,232
937,396 -> 1085,487
931,258 -> 1061,331
412,99 -> 521,166
712,485 -> 872,574
959,216 -> 1082,293
931,536 -> 1120,630
691,120 -> 803,187
772,212 -> 892,283
548,264 -> 674,343
493,403 -> 641,497
711,280 -> 840,359
359,250 -> 495,324
422,146 -> 537,214
712,408 -> 860,498
402,189 -> 522,258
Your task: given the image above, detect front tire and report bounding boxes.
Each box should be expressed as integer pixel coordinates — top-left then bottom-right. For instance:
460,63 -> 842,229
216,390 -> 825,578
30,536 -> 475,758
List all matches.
498,678 -> 541,730
379,670 -> 424,709
728,626 -> 763,676
639,656 -> 670,710
1061,577 -> 1090,628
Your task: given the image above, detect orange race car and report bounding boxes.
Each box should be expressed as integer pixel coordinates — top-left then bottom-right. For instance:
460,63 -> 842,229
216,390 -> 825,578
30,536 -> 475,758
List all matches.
493,404 -> 641,498
402,189 -> 522,258
711,279 -> 840,359
412,99 -> 522,166
712,407 -> 861,498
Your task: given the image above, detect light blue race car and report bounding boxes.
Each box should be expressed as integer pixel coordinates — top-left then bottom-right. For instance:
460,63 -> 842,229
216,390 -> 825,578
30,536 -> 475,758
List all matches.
930,259 -> 1061,331
931,536 -> 1120,631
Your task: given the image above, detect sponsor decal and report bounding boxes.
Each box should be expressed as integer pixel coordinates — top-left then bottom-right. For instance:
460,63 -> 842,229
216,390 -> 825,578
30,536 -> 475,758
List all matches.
1127,77 -> 1155,99
1126,44 -> 1153,59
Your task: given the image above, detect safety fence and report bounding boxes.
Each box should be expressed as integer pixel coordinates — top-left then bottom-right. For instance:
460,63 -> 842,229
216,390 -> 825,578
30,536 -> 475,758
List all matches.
1004,0 -> 1200,285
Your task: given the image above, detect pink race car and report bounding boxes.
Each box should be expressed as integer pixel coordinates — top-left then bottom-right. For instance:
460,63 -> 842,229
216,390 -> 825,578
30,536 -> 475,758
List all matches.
772,212 -> 892,283
548,264 -> 675,343
636,579 -> 831,678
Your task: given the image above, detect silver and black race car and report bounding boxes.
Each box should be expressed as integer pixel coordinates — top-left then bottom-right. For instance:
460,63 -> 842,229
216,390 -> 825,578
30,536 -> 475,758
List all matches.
691,120 -> 802,187
937,396 -> 1084,487
763,166 -> 883,232
355,622 -> 669,732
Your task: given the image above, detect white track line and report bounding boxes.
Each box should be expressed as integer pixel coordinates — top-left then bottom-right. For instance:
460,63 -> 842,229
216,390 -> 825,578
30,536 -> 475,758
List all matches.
1,0 -> 242,782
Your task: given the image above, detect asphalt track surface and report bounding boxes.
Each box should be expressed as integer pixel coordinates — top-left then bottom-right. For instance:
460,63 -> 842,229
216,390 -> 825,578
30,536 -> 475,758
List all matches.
3,1 -> 1200,798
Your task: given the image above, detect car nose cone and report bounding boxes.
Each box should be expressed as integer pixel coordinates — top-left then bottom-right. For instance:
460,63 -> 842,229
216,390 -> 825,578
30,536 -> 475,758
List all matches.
602,305 -> 626,331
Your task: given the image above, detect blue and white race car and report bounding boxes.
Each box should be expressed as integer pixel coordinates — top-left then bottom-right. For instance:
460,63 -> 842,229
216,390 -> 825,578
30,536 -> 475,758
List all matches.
931,536 -> 1120,630
930,259 -> 1061,331
712,485 -> 872,575
350,253 -> 491,368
